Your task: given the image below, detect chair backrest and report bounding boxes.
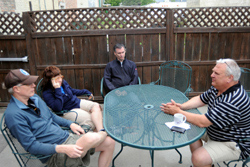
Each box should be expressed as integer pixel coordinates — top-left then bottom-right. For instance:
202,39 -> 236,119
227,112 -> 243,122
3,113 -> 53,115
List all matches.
100,76 -> 141,98
240,67 -> 250,97
36,78 -> 43,98
158,61 -> 192,95
0,113 -> 49,167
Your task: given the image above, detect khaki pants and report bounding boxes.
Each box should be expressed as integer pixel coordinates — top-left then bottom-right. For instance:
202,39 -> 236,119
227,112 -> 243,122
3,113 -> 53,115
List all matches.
201,132 -> 241,163
62,99 -> 100,130
46,133 -> 95,167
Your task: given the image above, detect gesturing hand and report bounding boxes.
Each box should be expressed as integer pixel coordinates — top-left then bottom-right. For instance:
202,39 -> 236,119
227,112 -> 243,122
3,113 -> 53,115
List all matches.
160,99 -> 181,115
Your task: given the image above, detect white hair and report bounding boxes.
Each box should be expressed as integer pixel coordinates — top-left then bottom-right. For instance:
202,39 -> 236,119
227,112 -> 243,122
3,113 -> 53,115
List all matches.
216,58 -> 241,81
7,83 -> 23,94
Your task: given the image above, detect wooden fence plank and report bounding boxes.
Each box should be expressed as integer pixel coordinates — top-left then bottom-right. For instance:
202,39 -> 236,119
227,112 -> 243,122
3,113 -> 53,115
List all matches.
217,33 -> 226,59
200,33 -> 210,61
73,37 -> 84,64
142,34 -> 152,83
231,33 -> 244,60
83,69 -> 92,92
98,36 -> 108,64
64,37 -> 74,64
151,34 -> 160,83
75,69 -> 84,90
209,33 -> 219,61
92,69 -> 101,96
175,33 -> 185,60
160,33 -> 166,61
54,37 -> 65,65
240,33 -> 250,60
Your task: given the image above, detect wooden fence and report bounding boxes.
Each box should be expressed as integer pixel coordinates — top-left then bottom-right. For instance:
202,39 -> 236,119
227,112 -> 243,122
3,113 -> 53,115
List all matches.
0,7 -> 250,106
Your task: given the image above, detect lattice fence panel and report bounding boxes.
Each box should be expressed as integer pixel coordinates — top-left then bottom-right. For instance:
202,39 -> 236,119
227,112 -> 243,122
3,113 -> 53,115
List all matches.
0,12 -> 24,35
29,8 -> 167,32
173,7 -> 250,28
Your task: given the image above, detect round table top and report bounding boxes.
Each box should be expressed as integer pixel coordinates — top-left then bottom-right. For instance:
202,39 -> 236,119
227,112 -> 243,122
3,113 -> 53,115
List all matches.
103,84 -> 206,150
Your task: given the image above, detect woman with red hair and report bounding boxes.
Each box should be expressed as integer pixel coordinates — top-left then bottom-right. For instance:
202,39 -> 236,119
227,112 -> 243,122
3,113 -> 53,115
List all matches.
42,66 -> 103,131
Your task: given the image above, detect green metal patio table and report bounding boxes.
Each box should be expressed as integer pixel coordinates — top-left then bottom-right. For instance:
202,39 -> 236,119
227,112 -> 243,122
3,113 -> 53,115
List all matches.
103,84 -> 206,167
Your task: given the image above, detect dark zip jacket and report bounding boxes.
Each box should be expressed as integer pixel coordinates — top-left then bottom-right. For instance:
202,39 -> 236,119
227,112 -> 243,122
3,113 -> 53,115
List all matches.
103,58 -> 139,92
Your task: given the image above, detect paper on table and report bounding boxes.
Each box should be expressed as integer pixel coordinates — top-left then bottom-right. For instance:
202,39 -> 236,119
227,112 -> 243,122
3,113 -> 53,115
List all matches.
165,121 -> 191,130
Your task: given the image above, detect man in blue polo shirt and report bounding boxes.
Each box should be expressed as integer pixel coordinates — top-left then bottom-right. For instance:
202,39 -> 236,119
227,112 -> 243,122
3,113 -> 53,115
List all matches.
3,69 -> 115,167
161,58 -> 250,167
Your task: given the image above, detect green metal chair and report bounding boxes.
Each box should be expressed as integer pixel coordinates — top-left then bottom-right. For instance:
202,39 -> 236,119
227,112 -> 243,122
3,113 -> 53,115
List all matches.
100,76 -> 141,98
240,67 -> 250,97
218,137 -> 250,167
0,113 -> 50,167
151,60 -> 192,97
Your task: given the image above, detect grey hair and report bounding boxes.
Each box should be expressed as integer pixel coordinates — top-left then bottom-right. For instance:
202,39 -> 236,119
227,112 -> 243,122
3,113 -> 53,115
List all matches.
216,58 -> 241,81
113,43 -> 126,52
7,83 -> 22,94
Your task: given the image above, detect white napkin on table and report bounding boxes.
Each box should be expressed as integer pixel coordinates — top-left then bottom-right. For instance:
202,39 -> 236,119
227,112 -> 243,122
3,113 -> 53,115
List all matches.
165,121 -> 191,130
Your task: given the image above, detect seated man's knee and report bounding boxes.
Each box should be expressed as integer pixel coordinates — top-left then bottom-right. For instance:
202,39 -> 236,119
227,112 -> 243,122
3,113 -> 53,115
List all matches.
191,149 -> 212,167
101,136 -> 115,151
79,132 -> 101,145
192,152 -> 203,167
91,104 -> 102,112
106,136 -> 115,147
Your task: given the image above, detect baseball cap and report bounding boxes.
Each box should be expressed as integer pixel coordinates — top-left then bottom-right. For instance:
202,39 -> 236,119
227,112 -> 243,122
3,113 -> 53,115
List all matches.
4,69 -> 38,89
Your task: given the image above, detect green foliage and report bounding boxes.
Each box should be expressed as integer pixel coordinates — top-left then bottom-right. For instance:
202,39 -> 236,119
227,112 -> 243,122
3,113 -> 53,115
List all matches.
104,0 -> 122,6
141,0 -> 156,6
122,0 -> 141,6
105,0 -> 156,6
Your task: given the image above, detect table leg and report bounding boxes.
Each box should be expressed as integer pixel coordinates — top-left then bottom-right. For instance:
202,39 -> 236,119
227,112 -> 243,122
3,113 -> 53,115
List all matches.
149,150 -> 154,167
175,148 -> 182,164
112,143 -> 124,167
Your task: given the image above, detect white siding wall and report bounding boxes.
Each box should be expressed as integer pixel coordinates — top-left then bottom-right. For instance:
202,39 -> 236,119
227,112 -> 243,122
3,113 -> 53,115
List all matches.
187,0 -> 250,7
77,0 -> 100,8
15,0 -> 59,14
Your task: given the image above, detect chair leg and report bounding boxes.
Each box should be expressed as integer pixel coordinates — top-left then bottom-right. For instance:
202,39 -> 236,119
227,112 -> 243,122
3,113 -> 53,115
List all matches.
243,158 -> 250,167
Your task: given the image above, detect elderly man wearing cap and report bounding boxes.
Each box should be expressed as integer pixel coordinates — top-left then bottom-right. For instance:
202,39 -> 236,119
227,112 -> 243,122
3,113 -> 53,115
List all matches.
3,69 -> 115,167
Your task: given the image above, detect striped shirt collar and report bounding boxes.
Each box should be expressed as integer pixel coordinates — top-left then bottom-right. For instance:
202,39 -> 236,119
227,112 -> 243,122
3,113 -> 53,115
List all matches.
222,81 -> 241,95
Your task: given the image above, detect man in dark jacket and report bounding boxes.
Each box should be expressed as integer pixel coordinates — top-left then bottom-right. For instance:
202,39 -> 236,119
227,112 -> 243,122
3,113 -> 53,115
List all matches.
103,43 -> 139,93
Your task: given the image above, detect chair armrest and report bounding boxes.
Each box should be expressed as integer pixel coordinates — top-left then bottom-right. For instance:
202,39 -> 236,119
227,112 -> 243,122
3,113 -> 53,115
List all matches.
138,76 -> 141,85
150,79 -> 160,85
16,152 -> 51,160
54,110 -> 78,123
184,84 -> 193,96
100,77 -> 104,98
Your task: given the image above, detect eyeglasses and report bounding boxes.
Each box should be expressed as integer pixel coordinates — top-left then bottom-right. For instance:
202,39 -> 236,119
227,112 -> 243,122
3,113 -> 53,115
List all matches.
224,62 -> 232,70
17,83 -> 35,87
52,75 -> 64,81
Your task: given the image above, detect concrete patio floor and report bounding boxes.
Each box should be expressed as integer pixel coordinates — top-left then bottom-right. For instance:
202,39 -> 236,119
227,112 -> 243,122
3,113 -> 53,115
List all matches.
0,106 -> 243,167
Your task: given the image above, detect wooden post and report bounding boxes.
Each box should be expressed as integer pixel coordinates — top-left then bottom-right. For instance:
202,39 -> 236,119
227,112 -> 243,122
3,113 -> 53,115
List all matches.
22,12 -> 37,75
166,9 -> 174,61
